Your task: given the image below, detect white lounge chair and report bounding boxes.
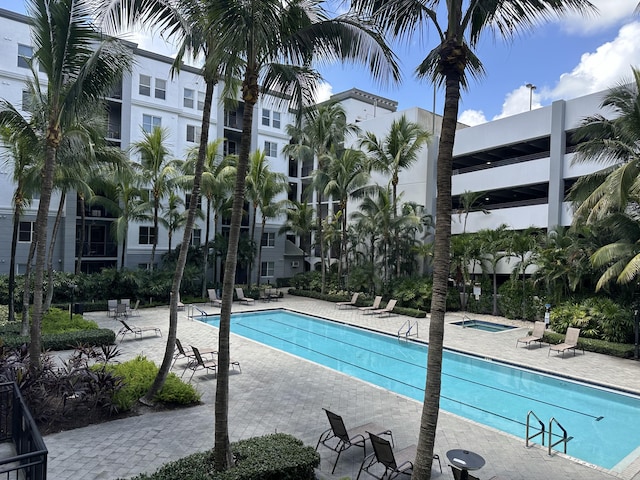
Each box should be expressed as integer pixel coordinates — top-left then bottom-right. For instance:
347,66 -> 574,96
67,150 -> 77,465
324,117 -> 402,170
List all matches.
235,287 -> 255,305
549,327 -> 583,357
207,289 -> 222,307
336,292 -> 360,309
370,299 -> 397,317
359,296 -> 382,315
516,321 -> 545,348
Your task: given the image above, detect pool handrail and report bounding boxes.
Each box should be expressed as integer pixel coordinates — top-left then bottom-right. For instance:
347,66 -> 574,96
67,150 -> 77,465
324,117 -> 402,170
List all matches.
525,410 -> 545,447
397,319 -> 418,339
549,417 -> 570,455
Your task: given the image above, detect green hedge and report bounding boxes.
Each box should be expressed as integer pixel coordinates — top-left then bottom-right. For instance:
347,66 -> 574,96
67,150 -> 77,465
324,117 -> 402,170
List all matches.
1,328 -> 116,350
543,330 -> 634,359
122,433 -> 319,480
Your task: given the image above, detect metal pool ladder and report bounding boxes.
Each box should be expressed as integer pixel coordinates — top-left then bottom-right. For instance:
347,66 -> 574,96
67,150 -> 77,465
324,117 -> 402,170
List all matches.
526,410 -> 572,456
398,319 -> 419,339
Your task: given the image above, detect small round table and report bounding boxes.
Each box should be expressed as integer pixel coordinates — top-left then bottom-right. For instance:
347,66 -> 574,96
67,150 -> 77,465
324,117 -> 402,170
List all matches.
446,449 -> 485,480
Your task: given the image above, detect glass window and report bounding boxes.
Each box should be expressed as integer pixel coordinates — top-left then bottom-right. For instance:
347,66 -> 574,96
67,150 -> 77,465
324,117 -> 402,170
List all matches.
186,125 -> 202,143
272,111 -> 281,129
197,91 -> 205,111
142,114 -> 161,133
262,109 -> 270,126
139,74 -> 151,96
17,44 -> 33,69
261,232 -> 275,247
155,78 -> 166,99
190,228 -> 202,246
261,261 -> 274,277
138,226 -> 157,245
18,221 -> 34,242
185,194 -> 202,210
183,88 -> 194,108
21,90 -> 31,111
264,141 -> 277,157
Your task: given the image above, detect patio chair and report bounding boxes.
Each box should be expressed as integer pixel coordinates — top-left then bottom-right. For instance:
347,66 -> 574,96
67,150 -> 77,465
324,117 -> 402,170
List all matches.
207,289 -> 222,307
184,346 -> 217,382
336,292 -> 360,309
107,299 -> 118,317
116,319 -> 162,342
267,287 -> 280,301
235,287 -> 255,305
172,338 -> 217,369
359,296 -> 382,315
128,299 -> 141,317
370,299 -> 397,317
114,303 -> 128,319
316,409 -> 394,474
120,298 -> 130,310
450,465 -> 480,480
516,321 -> 545,348
549,327 -> 584,357
356,432 -> 441,480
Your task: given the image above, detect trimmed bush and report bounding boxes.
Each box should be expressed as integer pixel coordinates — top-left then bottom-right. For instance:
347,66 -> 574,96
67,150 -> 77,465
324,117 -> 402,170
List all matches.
1,328 -> 116,350
103,356 -> 200,411
122,433 -> 319,480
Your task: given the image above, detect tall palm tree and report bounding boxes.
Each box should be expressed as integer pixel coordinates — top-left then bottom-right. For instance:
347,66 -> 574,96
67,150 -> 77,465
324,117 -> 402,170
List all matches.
160,192 -> 187,253
349,0 -> 595,477
132,126 -> 178,270
456,190 -> 490,234
1,0 -> 131,371
477,225 -> 508,315
324,148 -> 370,279
284,103 -> 361,293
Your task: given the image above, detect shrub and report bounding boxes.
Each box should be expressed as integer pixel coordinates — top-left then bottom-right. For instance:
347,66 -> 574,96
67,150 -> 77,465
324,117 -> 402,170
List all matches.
42,307 -> 99,333
103,356 -> 200,411
0,328 -> 116,350
497,279 -> 543,320
122,433 -> 319,480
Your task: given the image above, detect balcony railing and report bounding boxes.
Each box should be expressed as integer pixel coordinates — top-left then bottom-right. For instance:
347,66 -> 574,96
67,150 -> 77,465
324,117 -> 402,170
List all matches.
0,382 -> 47,480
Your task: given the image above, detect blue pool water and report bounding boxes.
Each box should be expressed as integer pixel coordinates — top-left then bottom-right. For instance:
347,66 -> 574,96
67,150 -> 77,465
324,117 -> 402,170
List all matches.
197,309 -> 640,470
450,319 -> 516,332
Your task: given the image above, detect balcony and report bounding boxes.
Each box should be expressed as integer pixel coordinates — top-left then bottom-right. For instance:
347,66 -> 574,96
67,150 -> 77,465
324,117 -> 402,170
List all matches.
0,382 -> 48,480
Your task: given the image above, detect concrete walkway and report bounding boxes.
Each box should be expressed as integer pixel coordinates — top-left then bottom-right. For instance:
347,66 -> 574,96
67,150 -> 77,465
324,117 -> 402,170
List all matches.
44,295 -> 640,480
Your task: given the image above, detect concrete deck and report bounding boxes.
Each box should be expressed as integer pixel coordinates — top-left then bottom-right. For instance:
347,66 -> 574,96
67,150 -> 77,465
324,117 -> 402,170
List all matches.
44,295 -> 640,479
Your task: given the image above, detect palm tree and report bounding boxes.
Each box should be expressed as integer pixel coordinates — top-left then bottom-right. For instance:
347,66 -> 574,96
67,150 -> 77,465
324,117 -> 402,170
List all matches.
569,67 -> 640,224
324,148 -> 370,279
505,228 -> 540,319
278,200 -> 315,271
0,0 -> 131,371
245,150 -> 288,286
456,190 -> 490,234
477,225 -> 508,315
348,0 -> 595,476
132,126 -> 178,270
160,192 -> 187,253
284,103 -> 361,293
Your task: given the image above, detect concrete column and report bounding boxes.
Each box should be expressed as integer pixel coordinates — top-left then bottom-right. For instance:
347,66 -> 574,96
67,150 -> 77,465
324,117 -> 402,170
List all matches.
547,100 -> 566,230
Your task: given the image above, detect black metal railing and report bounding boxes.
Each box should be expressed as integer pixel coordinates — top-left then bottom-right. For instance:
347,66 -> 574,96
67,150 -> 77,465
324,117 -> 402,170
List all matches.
0,382 -> 47,480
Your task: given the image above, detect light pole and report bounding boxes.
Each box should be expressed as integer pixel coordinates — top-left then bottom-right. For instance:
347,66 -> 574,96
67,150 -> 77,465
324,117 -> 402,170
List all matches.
525,83 -> 536,111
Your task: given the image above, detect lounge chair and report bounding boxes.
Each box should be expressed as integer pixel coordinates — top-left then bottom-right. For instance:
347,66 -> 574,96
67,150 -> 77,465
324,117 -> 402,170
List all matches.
359,296 -> 382,315
549,327 -> 583,357
171,338 -> 216,369
370,299 -> 397,317
357,432 -> 441,480
116,319 -> 162,342
266,287 -> 280,301
336,292 -> 360,309
107,299 -> 118,317
316,409 -> 393,474
516,321 -> 545,348
184,346 -> 217,382
207,289 -> 222,307
235,287 -> 255,305
128,299 -> 141,317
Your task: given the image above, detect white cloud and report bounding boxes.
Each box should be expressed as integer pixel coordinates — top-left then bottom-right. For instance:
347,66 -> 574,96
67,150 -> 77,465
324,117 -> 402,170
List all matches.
493,85 -> 541,120
555,0 -> 637,34
458,109 -> 488,126
314,82 -> 333,104
549,21 -> 640,100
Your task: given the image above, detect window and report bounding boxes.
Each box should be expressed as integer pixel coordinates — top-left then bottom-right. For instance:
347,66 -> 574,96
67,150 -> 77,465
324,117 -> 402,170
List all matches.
18,221 -> 34,242
197,91 -> 205,111
224,140 -> 237,156
264,141 -> 277,157
261,261 -> 274,277
17,44 -> 33,69
185,193 -> 202,210
272,112 -> 281,129
142,114 -> 161,133
262,109 -> 270,126
21,90 -> 32,111
190,228 -> 202,246
261,232 -> 275,247
155,78 -> 166,99
184,88 -> 194,108
186,125 -> 202,143
139,74 -> 151,96
138,226 -> 157,245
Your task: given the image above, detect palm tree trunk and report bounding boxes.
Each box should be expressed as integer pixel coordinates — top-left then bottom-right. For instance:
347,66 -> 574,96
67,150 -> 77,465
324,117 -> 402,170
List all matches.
21,237 -> 36,337
8,204 -> 21,324
30,131 -> 58,372
76,193 -> 86,274
142,76 -> 217,404
214,65 -> 258,472
492,270 -> 498,315
412,59 -> 461,480
201,202 -> 212,297
256,216 -> 267,287
45,193 -> 66,311
248,204 -> 258,287
150,201 -> 159,270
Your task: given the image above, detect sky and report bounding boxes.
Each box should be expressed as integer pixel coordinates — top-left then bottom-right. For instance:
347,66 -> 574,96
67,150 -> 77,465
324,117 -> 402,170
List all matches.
3,0 -> 640,126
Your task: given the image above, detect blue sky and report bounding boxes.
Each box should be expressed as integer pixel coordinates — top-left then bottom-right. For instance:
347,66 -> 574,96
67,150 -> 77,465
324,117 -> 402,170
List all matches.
4,0 -> 640,125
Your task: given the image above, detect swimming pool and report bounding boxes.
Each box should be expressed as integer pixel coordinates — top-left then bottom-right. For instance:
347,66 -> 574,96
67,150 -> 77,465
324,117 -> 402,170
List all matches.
197,309 -> 640,470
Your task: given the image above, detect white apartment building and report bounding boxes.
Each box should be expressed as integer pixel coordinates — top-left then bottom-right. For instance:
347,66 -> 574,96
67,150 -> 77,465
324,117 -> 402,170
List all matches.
0,7 -> 301,284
